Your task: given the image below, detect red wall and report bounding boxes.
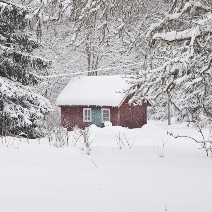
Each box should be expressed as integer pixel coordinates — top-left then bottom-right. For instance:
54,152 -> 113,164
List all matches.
118,96 -> 147,128
60,97 -> 148,130
61,106 -> 87,130
61,106 -> 119,130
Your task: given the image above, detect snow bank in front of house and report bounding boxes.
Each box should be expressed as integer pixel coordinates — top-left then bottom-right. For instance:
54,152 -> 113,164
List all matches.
56,75 -> 131,107
142,123 -> 159,129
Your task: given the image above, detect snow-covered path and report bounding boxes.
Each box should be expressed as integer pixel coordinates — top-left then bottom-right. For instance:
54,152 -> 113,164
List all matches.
0,121 -> 212,212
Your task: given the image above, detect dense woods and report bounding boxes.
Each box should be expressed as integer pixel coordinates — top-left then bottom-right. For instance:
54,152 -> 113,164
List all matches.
129,0 -> 212,123
0,0 -> 211,137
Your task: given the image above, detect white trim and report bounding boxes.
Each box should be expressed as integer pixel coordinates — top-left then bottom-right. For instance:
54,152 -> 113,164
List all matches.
83,108 -> 92,122
101,108 -> 110,123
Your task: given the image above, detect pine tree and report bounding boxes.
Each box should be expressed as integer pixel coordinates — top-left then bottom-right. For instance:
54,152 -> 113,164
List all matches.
0,0 -> 52,138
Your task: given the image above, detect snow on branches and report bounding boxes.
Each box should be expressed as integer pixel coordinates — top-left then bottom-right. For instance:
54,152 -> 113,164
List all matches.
0,77 -> 51,126
130,0 -> 212,121
0,0 -> 52,138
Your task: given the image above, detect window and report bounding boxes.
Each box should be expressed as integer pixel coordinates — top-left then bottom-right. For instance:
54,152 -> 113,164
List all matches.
83,108 -> 92,122
101,108 -> 110,123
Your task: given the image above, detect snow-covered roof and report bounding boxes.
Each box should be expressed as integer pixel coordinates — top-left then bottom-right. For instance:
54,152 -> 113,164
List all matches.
56,76 -> 130,107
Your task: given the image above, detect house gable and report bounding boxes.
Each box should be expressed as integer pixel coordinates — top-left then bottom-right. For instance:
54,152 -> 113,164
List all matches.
118,96 -> 148,128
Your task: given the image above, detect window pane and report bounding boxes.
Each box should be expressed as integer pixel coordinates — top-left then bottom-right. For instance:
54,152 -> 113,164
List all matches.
102,110 -> 109,122
103,115 -> 109,121
84,109 -> 91,122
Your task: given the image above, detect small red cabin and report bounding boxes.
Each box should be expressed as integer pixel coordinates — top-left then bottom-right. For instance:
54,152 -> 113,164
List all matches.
56,76 -> 149,130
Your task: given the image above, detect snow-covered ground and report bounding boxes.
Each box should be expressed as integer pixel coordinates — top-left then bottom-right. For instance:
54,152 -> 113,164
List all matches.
0,120 -> 212,212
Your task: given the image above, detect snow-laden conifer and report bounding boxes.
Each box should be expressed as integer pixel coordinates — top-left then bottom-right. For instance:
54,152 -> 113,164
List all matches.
0,1 -> 52,138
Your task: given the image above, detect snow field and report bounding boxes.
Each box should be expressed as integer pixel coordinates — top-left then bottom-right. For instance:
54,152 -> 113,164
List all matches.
0,120 -> 212,212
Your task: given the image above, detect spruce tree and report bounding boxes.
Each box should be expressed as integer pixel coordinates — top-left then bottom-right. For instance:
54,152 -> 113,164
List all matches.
0,0 -> 52,138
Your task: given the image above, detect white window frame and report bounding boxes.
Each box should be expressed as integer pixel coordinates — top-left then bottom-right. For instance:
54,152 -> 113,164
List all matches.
83,108 -> 92,122
101,108 -> 110,123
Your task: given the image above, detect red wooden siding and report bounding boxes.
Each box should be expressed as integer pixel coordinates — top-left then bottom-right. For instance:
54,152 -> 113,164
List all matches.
61,106 -> 89,130
118,96 -> 147,128
61,106 -> 119,130
60,96 -> 148,130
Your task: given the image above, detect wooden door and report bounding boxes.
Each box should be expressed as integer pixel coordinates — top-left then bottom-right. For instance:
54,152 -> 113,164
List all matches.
92,108 -> 102,127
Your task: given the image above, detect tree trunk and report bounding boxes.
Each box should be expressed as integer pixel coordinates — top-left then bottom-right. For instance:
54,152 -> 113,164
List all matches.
168,92 -> 171,125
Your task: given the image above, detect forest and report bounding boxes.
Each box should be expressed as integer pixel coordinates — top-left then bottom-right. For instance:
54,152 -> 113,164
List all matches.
0,0 -> 211,137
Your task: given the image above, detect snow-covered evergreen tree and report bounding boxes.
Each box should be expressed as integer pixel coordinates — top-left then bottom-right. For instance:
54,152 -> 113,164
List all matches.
130,0 -> 212,122
0,0 -> 52,138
